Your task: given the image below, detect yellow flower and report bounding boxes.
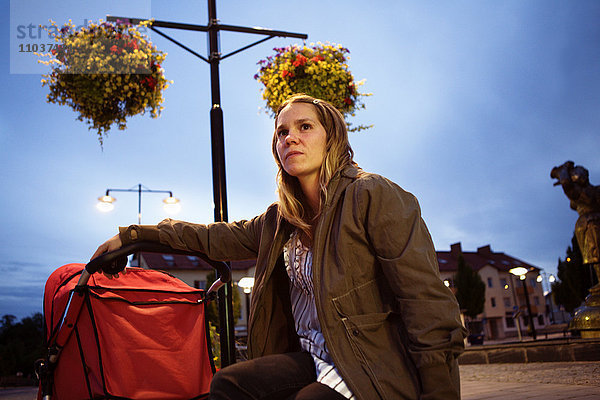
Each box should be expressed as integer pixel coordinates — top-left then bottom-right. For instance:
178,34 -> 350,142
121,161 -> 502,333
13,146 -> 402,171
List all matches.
37,19 -> 170,144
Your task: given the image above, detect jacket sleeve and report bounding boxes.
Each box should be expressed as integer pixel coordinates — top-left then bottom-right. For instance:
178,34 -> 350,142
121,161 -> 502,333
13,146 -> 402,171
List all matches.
357,175 -> 466,400
119,206 -> 271,261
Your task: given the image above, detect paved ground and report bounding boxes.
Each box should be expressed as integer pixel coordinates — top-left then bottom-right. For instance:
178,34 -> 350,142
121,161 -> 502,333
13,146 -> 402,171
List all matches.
0,387 -> 36,400
460,361 -> 600,399
2,362 -> 600,399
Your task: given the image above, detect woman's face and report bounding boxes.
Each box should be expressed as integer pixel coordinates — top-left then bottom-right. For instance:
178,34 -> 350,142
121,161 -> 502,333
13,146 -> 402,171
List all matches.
275,103 -> 327,184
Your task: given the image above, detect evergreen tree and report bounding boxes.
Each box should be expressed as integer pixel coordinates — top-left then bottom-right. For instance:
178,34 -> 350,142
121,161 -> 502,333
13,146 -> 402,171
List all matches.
551,233 -> 597,313
454,254 -> 486,319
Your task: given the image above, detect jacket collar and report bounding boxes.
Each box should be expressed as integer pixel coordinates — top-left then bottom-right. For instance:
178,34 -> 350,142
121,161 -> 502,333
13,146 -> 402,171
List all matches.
324,164 -> 361,208
271,163 -> 360,250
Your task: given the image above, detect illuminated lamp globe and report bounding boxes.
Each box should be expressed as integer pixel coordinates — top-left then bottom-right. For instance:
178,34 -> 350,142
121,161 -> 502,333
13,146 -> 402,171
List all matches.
509,267 -> 528,277
96,195 -> 116,212
238,277 -> 255,294
163,196 -> 181,214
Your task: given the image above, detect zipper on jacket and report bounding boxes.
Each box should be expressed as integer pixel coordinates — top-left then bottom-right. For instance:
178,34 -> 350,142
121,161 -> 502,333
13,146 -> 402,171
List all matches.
310,171 -> 362,399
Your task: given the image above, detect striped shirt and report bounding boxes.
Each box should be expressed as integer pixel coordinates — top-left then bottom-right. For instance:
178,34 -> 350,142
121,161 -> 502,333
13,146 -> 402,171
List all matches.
283,231 -> 356,399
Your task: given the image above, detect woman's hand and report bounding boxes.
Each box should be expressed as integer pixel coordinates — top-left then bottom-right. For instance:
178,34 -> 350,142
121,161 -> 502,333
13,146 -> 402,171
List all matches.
91,234 -> 125,279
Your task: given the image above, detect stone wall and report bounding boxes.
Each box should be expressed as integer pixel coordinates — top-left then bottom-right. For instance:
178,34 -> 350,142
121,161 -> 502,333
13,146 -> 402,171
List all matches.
459,338 -> 600,364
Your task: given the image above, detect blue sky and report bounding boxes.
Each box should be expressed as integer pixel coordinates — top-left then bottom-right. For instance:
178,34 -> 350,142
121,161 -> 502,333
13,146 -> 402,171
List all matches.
1,0 -> 599,319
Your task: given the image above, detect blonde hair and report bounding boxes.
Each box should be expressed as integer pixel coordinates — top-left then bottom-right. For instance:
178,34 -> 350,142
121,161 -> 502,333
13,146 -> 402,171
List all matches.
272,94 -> 355,238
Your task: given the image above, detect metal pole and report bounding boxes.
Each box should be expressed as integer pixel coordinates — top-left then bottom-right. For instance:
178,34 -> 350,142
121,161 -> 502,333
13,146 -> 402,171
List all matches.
522,278 -> 537,340
138,184 -> 142,224
509,274 -> 523,341
245,292 -> 250,325
207,0 -> 236,367
108,3 -> 307,367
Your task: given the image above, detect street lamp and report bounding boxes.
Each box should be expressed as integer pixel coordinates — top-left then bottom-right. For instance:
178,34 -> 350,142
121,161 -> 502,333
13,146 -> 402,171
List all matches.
96,183 -> 180,224
238,277 -> 254,325
536,271 -> 556,296
509,267 -> 537,340
107,2 -> 307,367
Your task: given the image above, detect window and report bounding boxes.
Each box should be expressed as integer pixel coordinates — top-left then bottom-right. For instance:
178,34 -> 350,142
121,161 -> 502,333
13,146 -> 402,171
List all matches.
487,277 -> 493,288
530,279 -> 537,288
534,296 -> 540,306
491,297 -> 496,307
503,297 -> 511,307
162,254 -> 175,267
537,315 -> 544,325
505,316 -> 515,328
187,255 -> 199,267
194,280 -> 206,289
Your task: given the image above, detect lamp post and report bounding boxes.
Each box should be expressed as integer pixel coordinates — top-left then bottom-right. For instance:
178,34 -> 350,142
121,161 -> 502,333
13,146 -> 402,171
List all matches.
507,273 -> 523,341
536,271 -> 556,297
510,267 -> 537,340
96,183 -> 180,224
536,271 -> 556,323
106,0 -> 307,368
238,277 -> 254,325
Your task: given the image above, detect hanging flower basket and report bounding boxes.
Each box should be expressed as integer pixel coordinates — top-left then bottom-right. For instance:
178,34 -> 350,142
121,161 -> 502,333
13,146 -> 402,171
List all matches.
37,19 -> 171,145
254,43 -> 371,131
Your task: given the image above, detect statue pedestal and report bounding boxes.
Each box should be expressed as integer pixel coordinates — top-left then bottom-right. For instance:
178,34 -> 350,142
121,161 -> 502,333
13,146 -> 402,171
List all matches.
569,284 -> 600,338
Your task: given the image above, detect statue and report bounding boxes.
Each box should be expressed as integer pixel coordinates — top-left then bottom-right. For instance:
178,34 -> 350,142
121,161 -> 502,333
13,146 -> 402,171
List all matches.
552,161 -> 600,338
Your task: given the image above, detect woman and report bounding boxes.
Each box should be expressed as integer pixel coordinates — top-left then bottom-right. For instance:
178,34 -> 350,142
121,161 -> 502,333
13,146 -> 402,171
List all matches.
93,94 -> 466,399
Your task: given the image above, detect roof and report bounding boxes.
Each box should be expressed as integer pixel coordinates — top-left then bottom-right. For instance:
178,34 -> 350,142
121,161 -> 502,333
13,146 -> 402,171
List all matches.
138,252 -> 255,271
138,242 -> 539,275
436,243 -> 539,273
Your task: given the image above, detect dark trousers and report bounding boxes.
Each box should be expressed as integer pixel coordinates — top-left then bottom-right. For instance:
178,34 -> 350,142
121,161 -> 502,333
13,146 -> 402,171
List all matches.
209,352 -> 348,400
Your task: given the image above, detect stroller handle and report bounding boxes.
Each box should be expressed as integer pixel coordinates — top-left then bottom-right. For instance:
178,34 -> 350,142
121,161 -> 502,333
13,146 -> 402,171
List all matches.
83,241 -> 231,285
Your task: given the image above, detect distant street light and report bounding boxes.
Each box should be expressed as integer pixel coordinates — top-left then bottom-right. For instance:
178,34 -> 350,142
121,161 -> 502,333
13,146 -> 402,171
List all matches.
510,267 -> 528,276
97,183 -> 180,224
238,277 -> 254,324
509,266 -> 537,340
536,271 -> 556,296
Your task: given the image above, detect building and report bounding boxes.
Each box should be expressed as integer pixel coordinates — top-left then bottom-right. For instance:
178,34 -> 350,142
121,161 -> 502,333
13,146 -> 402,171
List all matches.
133,252 -> 255,328
134,241 -> 549,341
437,242 -> 547,340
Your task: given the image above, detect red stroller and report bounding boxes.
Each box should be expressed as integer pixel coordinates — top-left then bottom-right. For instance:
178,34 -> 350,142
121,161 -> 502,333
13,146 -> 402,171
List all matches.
36,242 -> 231,400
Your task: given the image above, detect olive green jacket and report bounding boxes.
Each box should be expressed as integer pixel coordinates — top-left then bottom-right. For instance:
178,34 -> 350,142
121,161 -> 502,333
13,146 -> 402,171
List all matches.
120,165 -> 466,399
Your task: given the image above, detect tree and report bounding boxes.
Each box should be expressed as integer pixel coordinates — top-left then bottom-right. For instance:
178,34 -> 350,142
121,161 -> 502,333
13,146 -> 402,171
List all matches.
204,270 -> 242,368
205,270 -> 241,330
0,313 -> 45,379
552,233 -> 597,313
454,254 -> 486,319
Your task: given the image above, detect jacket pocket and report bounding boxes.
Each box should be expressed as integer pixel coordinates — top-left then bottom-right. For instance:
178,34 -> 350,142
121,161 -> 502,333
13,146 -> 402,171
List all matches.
331,275 -> 394,318
340,312 -> 419,400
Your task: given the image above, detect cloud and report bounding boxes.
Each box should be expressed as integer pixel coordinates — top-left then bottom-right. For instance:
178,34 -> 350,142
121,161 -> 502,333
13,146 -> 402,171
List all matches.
0,284 -> 44,320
